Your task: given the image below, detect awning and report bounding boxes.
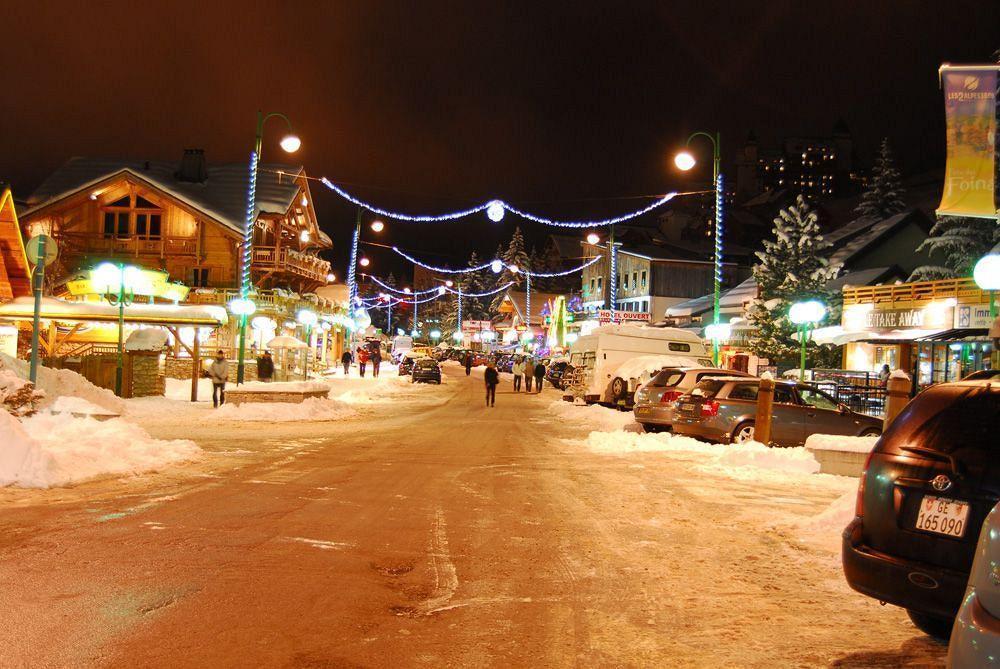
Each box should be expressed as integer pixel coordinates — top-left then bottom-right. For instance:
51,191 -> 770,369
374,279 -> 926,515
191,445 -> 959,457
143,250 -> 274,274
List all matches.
0,296 -> 228,327
810,326 -> 953,346
913,328 -> 990,343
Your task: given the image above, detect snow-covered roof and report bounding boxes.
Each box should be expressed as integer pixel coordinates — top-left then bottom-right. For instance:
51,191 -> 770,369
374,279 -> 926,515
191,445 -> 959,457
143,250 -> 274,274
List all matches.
718,276 -> 757,308
0,296 -> 227,326
825,210 -> 930,271
663,293 -> 714,318
588,323 -> 704,343
23,157 -> 328,244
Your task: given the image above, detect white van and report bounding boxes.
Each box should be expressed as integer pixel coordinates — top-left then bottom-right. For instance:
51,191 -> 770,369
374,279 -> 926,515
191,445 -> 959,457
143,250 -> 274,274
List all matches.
566,324 -> 714,405
391,335 -> 413,361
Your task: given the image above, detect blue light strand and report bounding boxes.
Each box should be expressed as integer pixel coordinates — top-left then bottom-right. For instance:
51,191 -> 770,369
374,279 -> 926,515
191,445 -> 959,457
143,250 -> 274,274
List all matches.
365,273 -> 441,296
609,241 -> 618,310
521,255 -> 601,277
322,178 -> 490,221
442,281 -> 514,298
347,224 -> 360,306
320,178 -> 679,229
239,150 -> 259,298
714,173 -> 724,302
526,273 -> 531,326
392,247 -> 495,274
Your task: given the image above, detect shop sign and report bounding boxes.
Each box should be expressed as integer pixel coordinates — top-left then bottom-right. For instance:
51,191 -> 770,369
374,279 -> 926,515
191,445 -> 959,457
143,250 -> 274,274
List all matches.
597,310 -> 650,324
863,306 -> 954,330
0,325 -> 17,357
954,303 -> 993,329
462,320 -> 491,331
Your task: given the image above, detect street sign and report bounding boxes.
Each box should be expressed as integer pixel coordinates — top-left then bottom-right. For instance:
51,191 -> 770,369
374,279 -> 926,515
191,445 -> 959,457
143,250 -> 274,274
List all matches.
26,234 -> 57,266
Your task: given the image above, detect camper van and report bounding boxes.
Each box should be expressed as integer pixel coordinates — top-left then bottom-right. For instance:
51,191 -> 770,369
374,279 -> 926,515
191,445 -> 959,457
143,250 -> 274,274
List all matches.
391,335 -> 414,361
565,324 -> 713,405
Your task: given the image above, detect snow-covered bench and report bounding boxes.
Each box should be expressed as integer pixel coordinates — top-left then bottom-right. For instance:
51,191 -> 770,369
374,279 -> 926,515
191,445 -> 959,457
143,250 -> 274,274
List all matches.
804,434 -> 879,477
223,381 -> 330,406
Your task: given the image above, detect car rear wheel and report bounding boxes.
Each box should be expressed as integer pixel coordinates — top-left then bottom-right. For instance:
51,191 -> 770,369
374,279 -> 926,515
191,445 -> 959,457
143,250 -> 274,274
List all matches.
610,377 -> 627,400
732,421 -> 755,444
641,423 -> 662,433
906,609 -> 953,641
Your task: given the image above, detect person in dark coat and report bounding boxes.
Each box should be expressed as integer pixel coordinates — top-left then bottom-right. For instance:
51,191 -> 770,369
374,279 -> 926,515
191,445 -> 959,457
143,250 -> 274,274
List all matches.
533,361 -> 546,394
371,348 -> 382,378
465,352 -> 473,376
256,351 -> 274,382
484,361 -> 499,407
524,356 -> 534,393
207,350 -> 229,408
341,350 -> 353,376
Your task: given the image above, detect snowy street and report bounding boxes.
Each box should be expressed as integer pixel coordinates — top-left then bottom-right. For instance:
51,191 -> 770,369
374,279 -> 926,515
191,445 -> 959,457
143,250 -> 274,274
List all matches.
0,367 -> 946,668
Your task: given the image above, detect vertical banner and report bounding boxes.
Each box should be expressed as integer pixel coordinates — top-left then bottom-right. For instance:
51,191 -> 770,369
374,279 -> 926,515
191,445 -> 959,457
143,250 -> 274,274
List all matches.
938,65 -> 998,219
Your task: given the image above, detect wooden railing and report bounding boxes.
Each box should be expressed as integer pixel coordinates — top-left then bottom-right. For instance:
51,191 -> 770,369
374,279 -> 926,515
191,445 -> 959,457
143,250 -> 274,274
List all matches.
252,247 -> 331,282
59,232 -> 198,257
185,288 -> 340,315
842,277 -> 986,306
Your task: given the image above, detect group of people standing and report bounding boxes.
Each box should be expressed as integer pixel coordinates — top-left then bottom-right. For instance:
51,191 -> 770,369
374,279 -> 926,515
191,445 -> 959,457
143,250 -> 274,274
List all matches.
340,344 -> 382,377
483,356 -> 547,407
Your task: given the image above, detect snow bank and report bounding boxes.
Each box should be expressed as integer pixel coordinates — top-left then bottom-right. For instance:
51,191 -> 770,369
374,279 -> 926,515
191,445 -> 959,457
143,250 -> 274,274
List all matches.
230,380 -> 330,394
541,399 -> 639,433
214,397 -> 355,422
0,411 -> 200,488
165,377 -> 214,401
48,395 -> 119,417
794,490 -> 856,536
804,433 -> 878,454
0,353 -> 125,414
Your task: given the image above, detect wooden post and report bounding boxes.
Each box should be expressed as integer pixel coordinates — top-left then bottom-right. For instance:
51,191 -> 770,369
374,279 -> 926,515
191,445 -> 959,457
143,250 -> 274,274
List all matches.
191,328 -> 200,402
754,376 -> 775,446
883,372 -> 912,431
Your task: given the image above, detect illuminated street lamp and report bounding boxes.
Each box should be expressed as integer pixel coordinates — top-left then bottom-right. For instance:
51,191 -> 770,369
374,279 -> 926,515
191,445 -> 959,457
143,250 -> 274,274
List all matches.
674,131 -> 723,366
586,232 -> 600,245
370,220 -> 384,233
430,329 -> 441,341
789,299 -> 827,381
973,254 -> 1000,319
237,110 -> 301,385
95,262 -> 139,396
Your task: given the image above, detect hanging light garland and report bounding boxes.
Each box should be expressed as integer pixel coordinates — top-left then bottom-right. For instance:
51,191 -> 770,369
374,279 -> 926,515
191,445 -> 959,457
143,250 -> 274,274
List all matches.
391,247 -> 602,277
392,247 -> 496,274
441,281 -> 515,298
364,274 -> 441,296
320,178 -> 678,229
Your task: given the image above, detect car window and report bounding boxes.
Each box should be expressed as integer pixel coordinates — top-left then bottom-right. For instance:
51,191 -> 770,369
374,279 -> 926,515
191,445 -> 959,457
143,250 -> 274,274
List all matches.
697,371 -> 739,382
727,383 -> 759,401
774,385 -> 796,404
880,386 -> 1000,460
648,369 -> 683,387
690,379 -> 726,398
668,342 -> 691,352
798,387 -> 838,410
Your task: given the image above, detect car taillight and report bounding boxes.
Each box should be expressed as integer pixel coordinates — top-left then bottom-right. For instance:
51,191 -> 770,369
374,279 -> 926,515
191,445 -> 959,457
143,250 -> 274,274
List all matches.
855,448 -> 876,518
661,390 -> 682,404
700,400 -> 720,417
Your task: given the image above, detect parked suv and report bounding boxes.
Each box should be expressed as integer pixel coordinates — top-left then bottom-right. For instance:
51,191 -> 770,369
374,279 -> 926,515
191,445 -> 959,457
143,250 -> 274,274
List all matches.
672,378 -> 882,447
633,367 -> 752,433
843,380 -> 1000,639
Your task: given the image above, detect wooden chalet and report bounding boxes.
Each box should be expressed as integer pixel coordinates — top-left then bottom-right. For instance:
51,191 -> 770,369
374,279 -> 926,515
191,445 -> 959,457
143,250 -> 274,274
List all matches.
0,187 -> 32,302
18,150 -> 333,295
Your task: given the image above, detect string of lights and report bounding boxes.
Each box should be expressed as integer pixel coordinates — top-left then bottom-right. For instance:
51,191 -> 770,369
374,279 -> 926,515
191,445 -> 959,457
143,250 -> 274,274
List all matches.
441,281 -> 514,298
391,247 -> 495,274
320,178 -> 679,228
364,274 -> 442,296
519,255 -> 601,277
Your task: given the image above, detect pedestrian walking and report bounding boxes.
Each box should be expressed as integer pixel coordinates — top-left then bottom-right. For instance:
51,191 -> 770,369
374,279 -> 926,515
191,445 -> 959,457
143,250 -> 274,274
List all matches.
533,360 -> 546,394
512,356 -> 524,392
341,349 -> 353,376
484,361 -> 499,407
524,356 -> 534,393
371,348 -> 382,377
207,350 -> 229,408
465,352 -> 472,376
256,350 -> 274,383
358,346 -> 369,377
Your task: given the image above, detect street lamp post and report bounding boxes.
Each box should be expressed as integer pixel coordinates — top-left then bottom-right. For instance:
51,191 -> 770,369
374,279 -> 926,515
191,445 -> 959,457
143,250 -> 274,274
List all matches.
237,111 -> 301,385
95,262 -> 136,396
297,308 -> 318,381
789,300 -> 827,382
675,131 -> 723,366
974,254 -> 1000,370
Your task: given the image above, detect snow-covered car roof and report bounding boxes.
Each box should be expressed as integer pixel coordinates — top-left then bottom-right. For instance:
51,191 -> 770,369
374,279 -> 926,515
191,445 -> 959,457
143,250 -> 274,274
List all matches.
587,324 -> 704,343
614,355 -> 714,380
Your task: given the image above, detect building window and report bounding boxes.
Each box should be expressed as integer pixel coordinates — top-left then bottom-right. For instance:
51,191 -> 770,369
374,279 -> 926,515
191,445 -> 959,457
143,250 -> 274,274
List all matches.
590,278 -> 596,294
101,194 -> 163,239
641,271 -> 647,288
597,276 -> 603,292
632,272 -> 638,291
191,267 -> 210,287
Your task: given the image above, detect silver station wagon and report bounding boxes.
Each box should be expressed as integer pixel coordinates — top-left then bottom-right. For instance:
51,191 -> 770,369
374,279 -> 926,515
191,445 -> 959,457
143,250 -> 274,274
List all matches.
672,378 -> 883,447
633,367 -> 753,432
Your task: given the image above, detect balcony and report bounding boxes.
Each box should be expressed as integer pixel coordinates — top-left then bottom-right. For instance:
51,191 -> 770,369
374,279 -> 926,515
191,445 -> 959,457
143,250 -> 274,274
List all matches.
252,246 -> 331,283
842,277 -> 986,307
59,232 -> 198,258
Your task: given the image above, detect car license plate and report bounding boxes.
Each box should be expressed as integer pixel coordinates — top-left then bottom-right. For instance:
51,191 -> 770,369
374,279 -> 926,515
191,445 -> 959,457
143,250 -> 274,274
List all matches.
915,495 -> 969,538
636,407 -> 650,415
681,403 -> 695,412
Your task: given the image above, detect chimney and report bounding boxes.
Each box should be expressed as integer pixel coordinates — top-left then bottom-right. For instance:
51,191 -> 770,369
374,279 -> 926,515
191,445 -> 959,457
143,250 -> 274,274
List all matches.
176,149 -> 207,183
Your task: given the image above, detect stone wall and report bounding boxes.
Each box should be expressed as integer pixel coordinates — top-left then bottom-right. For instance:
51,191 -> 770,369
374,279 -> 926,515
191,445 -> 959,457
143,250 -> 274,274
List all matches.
164,356 -> 257,383
129,352 -> 165,398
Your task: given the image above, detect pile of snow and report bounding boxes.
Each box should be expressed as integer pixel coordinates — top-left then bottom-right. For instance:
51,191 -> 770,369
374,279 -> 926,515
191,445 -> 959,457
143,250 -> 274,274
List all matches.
215,397 -> 355,422
710,441 -> 821,478
233,380 -> 330,394
48,395 -> 119,417
164,377 -> 214,401
0,411 -> 199,488
0,353 -> 125,414
804,433 -> 879,454
124,328 -> 169,352
613,355 -> 703,383
794,490 -> 856,536
0,367 -> 44,416
541,399 -> 639,433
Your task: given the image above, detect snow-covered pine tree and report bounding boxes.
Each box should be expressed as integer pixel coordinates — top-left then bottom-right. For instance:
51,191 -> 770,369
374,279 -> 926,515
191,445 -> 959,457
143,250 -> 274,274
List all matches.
463,252 -> 491,321
747,195 -> 837,361
909,216 -> 1000,280
490,230 -> 528,314
856,138 -> 906,220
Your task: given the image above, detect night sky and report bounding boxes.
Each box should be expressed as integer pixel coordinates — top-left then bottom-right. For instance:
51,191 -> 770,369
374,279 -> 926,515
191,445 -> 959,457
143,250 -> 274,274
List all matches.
4,2 -> 998,277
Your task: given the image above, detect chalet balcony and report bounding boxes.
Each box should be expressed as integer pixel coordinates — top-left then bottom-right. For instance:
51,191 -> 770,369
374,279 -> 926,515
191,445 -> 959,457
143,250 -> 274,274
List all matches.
59,232 -> 198,258
251,246 -> 331,283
